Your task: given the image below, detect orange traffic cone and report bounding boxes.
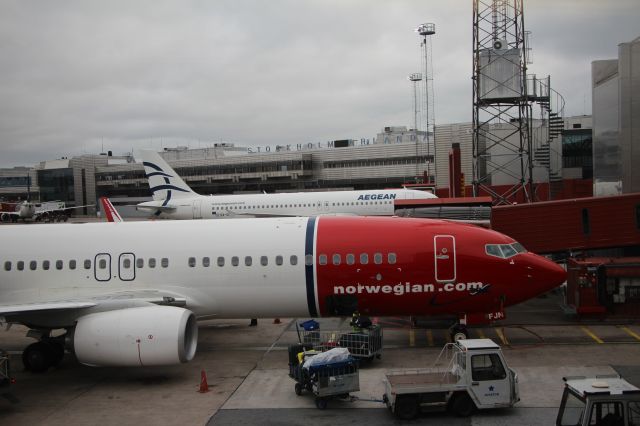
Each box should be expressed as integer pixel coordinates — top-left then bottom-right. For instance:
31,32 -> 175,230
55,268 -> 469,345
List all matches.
198,369 -> 210,393
273,318 -> 281,324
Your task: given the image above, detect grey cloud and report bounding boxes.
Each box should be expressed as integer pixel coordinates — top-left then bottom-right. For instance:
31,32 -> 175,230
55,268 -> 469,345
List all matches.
0,0 -> 638,167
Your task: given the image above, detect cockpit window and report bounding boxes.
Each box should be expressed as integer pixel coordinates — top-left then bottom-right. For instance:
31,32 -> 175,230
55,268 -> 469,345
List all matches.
485,242 -> 527,259
511,242 -> 526,253
485,245 -> 503,258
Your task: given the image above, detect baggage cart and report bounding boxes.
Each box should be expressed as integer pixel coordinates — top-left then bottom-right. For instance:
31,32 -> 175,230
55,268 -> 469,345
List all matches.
299,324 -> 383,362
288,345 -> 360,409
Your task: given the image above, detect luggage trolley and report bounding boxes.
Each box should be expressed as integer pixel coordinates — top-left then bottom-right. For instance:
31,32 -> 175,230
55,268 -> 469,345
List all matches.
288,344 -> 360,409
298,319 -> 383,363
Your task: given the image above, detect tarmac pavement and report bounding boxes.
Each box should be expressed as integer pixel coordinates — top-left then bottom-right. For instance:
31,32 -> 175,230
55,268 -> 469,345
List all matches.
0,300 -> 639,425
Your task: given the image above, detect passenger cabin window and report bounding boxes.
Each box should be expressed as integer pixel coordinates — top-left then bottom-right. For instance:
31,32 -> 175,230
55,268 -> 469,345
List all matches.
305,255 -> 313,266
202,257 -> 210,267
148,258 -> 156,268
43,260 -> 50,270
290,255 -> 298,266
319,254 -> 327,265
84,259 -> 91,269
136,258 -> 144,268
231,256 -> 239,267
275,255 -> 283,266
99,259 -> 107,269
4,261 -> 10,271
346,254 -> 355,265
17,261 -> 24,271
217,257 -> 225,267
332,254 -> 341,266
374,253 -> 382,265
30,260 -> 37,270
388,253 -> 397,264
260,256 -> 268,266
69,260 -> 76,270
55,260 -> 63,270
188,257 -> 196,267
161,258 -> 169,268
123,258 -> 131,269
360,253 -> 369,265
245,256 -> 252,266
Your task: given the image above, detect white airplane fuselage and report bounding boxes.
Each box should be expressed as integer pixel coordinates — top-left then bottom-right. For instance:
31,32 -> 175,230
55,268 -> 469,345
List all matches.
137,188 -> 434,219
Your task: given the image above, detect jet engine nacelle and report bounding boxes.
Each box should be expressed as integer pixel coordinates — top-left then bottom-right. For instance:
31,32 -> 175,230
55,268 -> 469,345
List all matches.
72,306 -> 198,367
0,213 -> 10,222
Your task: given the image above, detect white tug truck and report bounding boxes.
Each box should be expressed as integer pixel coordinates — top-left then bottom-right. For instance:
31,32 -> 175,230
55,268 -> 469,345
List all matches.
556,375 -> 640,426
382,339 -> 519,420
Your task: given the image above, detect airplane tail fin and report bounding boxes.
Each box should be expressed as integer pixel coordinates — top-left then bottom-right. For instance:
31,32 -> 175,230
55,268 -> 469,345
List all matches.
134,150 -> 197,202
100,197 -> 123,222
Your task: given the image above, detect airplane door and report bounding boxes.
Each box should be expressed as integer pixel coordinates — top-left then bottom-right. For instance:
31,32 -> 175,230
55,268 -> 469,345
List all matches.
434,235 -> 456,282
94,253 -> 111,282
118,253 -> 136,281
193,199 -> 202,219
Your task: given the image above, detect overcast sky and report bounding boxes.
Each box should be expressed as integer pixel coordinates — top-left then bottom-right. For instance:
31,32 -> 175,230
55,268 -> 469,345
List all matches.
0,0 -> 638,168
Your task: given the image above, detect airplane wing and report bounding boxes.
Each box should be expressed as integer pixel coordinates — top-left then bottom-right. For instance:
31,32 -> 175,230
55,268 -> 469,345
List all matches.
38,204 -> 95,214
99,197 -> 124,222
0,301 -> 97,315
58,204 -> 95,212
0,290 -> 188,318
136,205 -> 176,213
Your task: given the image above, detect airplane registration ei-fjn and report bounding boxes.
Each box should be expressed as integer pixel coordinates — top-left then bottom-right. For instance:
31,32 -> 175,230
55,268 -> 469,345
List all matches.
0,216 -> 565,372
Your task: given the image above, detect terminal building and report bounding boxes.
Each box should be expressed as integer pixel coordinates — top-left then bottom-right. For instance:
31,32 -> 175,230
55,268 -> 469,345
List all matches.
0,119 -> 592,216
592,36 -> 640,196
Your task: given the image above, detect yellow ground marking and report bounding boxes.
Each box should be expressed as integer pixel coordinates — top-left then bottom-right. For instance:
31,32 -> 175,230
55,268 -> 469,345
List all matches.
580,326 -> 604,344
476,328 -> 487,339
494,328 -> 509,345
426,330 -> 434,347
619,326 -> 640,342
409,328 -> 415,347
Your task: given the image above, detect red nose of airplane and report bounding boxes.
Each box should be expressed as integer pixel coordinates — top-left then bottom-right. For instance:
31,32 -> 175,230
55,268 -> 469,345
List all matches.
531,255 -> 567,293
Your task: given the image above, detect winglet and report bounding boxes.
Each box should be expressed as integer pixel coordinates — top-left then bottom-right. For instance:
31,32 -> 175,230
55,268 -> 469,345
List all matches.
134,150 -> 196,202
100,197 -> 123,222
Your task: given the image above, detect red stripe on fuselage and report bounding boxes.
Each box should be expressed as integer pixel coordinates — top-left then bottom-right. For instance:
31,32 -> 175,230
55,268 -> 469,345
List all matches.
314,216 -> 564,318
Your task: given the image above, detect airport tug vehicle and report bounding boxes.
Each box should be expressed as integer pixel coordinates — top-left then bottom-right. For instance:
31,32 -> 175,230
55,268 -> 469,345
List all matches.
556,375 -> 640,426
382,339 -> 519,420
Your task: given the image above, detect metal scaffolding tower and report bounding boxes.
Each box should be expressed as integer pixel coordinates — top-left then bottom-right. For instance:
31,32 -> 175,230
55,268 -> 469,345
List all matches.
472,0 -> 533,204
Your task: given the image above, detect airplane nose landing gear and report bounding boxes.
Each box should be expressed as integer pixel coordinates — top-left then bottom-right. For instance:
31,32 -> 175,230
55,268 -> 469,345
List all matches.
450,324 -> 469,342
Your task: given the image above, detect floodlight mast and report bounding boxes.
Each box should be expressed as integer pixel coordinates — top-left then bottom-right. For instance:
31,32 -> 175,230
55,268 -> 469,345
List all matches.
409,72 -> 423,177
416,23 -> 436,185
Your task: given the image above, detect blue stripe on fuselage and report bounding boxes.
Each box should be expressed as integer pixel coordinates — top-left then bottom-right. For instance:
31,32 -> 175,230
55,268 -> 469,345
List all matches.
305,217 -> 318,317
